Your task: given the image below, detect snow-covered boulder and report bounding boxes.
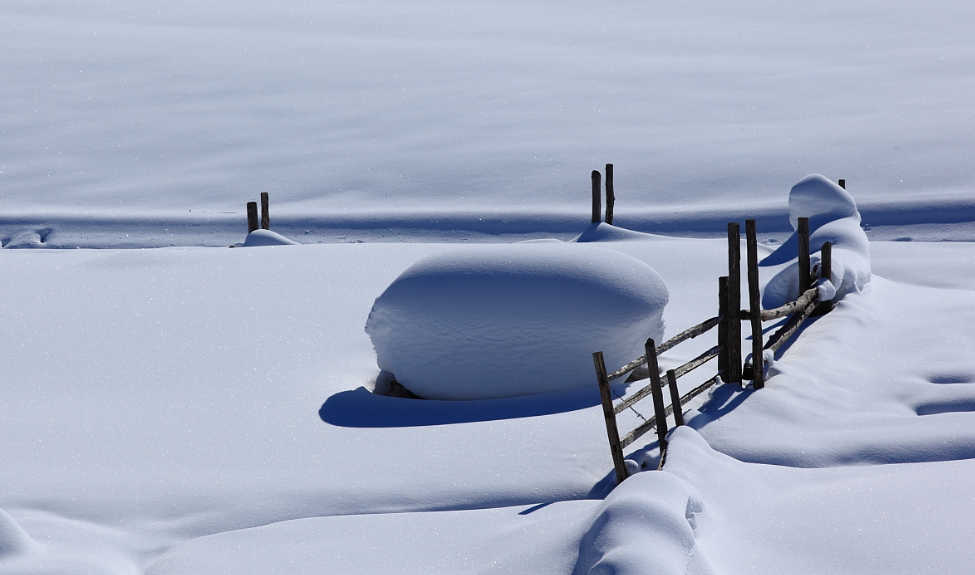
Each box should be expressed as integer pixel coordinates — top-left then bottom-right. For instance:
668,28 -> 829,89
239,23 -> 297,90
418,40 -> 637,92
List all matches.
762,174 -> 871,308
365,243 -> 668,400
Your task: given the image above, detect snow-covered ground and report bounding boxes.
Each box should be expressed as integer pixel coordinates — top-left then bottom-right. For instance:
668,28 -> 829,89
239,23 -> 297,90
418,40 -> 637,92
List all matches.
3,0 -> 975,572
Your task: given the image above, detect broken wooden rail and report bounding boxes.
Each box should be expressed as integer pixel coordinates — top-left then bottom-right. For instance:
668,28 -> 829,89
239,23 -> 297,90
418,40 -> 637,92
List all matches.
594,213 -> 837,484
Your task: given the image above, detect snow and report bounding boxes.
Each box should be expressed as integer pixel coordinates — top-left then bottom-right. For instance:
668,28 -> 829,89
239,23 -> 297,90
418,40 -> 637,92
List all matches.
3,0 -> 975,572
762,174 -> 872,308
365,243 -> 668,400
240,229 -> 299,247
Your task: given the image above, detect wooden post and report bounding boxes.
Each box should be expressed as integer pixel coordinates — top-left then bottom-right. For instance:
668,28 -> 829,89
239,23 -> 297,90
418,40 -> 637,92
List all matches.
593,351 -> 628,485
247,201 -> 259,233
645,339 -> 669,449
591,170 -> 602,224
666,369 -> 684,426
838,179 -> 846,189
726,222 -> 742,384
605,164 -> 615,225
746,219 -> 764,389
260,192 -> 270,230
797,217 -> 811,294
815,241 -> 833,316
718,276 -> 729,378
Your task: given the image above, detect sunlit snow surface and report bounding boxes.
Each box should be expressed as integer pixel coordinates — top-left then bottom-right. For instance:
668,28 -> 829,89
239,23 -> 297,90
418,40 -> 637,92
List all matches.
2,227 -> 975,573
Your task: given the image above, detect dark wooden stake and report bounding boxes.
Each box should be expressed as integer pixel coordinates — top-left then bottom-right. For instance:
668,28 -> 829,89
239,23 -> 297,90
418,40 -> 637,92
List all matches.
593,351 -> 628,485
814,241 -> 833,316
718,276 -> 729,378
260,192 -> 270,230
247,201 -> 259,233
726,222 -> 742,384
591,170 -> 602,224
645,339 -> 670,449
838,179 -> 846,189
797,217 -> 811,294
605,164 -> 615,225
746,219 -> 764,389
666,369 -> 684,426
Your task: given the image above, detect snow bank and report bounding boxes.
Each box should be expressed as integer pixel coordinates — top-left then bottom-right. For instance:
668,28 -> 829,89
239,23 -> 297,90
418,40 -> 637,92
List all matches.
365,243 -> 668,400
762,174 -> 871,308
0,509 -> 34,557
572,468 -> 713,575
241,229 -> 299,247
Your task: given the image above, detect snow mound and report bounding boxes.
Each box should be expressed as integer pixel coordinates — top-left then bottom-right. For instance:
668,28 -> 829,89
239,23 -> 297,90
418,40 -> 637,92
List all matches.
365,243 -> 668,400
0,508 -> 34,557
762,174 -> 871,308
241,229 -> 299,247
572,464 -> 713,575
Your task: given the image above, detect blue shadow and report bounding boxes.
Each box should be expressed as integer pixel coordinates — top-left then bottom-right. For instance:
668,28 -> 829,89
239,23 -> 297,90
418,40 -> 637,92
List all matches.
319,384 -> 611,428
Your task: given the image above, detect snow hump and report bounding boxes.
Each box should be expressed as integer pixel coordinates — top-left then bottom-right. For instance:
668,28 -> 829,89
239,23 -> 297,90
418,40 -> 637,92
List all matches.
365,243 -> 668,400
762,174 -> 871,309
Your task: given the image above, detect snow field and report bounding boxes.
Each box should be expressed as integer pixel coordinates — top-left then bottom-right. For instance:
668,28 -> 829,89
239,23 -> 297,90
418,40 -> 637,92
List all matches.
1,230 -> 975,573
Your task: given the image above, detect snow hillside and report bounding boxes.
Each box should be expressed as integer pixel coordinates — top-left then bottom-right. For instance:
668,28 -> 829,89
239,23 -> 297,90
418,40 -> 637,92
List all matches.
2,222 -> 975,573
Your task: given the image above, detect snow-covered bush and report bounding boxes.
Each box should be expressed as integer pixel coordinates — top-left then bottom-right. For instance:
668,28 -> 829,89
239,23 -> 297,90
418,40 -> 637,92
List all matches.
365,243 -> 669,400
762,174 -> 871,308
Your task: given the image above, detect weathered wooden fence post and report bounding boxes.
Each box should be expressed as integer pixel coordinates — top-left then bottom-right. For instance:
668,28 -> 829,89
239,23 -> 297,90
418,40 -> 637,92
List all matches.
605,164 -> 615,225
726,222 -> 742,384
797,216 -> 811,294
815,241 -> 833,316
718,276 -> 729,378
666,369 -> 684,426
593,351 -> 627,485
745,219 -> 764,388
260,192 -> 270,230
247,201 -> 259,233
591,170 -> 602,224
645,339 -> 670,449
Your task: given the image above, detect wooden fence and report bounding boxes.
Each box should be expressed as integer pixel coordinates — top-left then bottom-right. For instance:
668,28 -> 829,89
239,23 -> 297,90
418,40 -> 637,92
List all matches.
593,217 -> 833,485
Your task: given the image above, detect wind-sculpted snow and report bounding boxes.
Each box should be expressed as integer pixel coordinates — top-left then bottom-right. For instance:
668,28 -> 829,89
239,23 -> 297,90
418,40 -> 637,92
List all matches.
572,466 -> 713,575
240,229 -> 299,247
365,243 -> 668,400
762,174 -> 871,308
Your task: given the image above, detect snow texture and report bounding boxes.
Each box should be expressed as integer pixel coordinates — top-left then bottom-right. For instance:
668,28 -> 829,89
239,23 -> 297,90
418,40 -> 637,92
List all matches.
241,229 -> 299,247
365,243 -> 668,400
762,174 -> 871,308
0,509 -> 33,558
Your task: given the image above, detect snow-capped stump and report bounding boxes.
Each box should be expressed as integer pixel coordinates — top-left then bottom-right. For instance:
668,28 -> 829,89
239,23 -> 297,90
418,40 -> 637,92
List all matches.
365,243 -> 669,400
761,174 -> 871,308
241,229 -> 299,247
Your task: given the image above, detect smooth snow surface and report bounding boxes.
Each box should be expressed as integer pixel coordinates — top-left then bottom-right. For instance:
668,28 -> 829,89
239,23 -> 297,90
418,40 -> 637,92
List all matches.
762,174 -> 871,308
240,229 -> 299,247
365,243 -> 668,400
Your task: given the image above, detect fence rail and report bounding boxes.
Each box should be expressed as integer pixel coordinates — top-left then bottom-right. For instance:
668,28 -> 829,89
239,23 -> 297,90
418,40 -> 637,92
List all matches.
594,215 -> 835,485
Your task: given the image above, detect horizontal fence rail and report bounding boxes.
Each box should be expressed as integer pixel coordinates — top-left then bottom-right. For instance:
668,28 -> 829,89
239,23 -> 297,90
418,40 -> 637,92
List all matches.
595,214 -> 838,486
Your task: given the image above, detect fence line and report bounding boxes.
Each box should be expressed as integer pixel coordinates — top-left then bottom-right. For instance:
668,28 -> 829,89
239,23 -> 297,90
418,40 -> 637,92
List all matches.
594,215 -> 835,484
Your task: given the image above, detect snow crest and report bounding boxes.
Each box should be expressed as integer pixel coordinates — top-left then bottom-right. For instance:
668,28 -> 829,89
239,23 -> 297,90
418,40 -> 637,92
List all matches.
0,508 -> 34,558
762,174 -> 871,308
365,243 -> 668,400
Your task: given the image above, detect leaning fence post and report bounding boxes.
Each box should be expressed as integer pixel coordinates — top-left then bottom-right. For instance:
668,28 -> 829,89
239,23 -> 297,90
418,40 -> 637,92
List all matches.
746,219 -> 764,389
591,170 -> 602,224
718,276 -> 729,377
260,192 -> 270,230
247,201 -> 259,233
593,351 -> 628,485
645,339 -> 670,449
797,217 -> 811,294
666,369 -> 684,426
604,164 -> 615,225
726,222 -> 742,384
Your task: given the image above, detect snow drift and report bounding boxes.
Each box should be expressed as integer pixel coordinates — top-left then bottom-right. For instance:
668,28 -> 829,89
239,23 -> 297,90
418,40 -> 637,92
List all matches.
762,174 -> 871,308
365,243 -> 668,400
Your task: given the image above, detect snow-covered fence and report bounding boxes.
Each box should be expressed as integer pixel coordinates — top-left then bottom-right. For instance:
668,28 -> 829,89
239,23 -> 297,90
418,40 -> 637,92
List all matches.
593,217 -> 835,485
